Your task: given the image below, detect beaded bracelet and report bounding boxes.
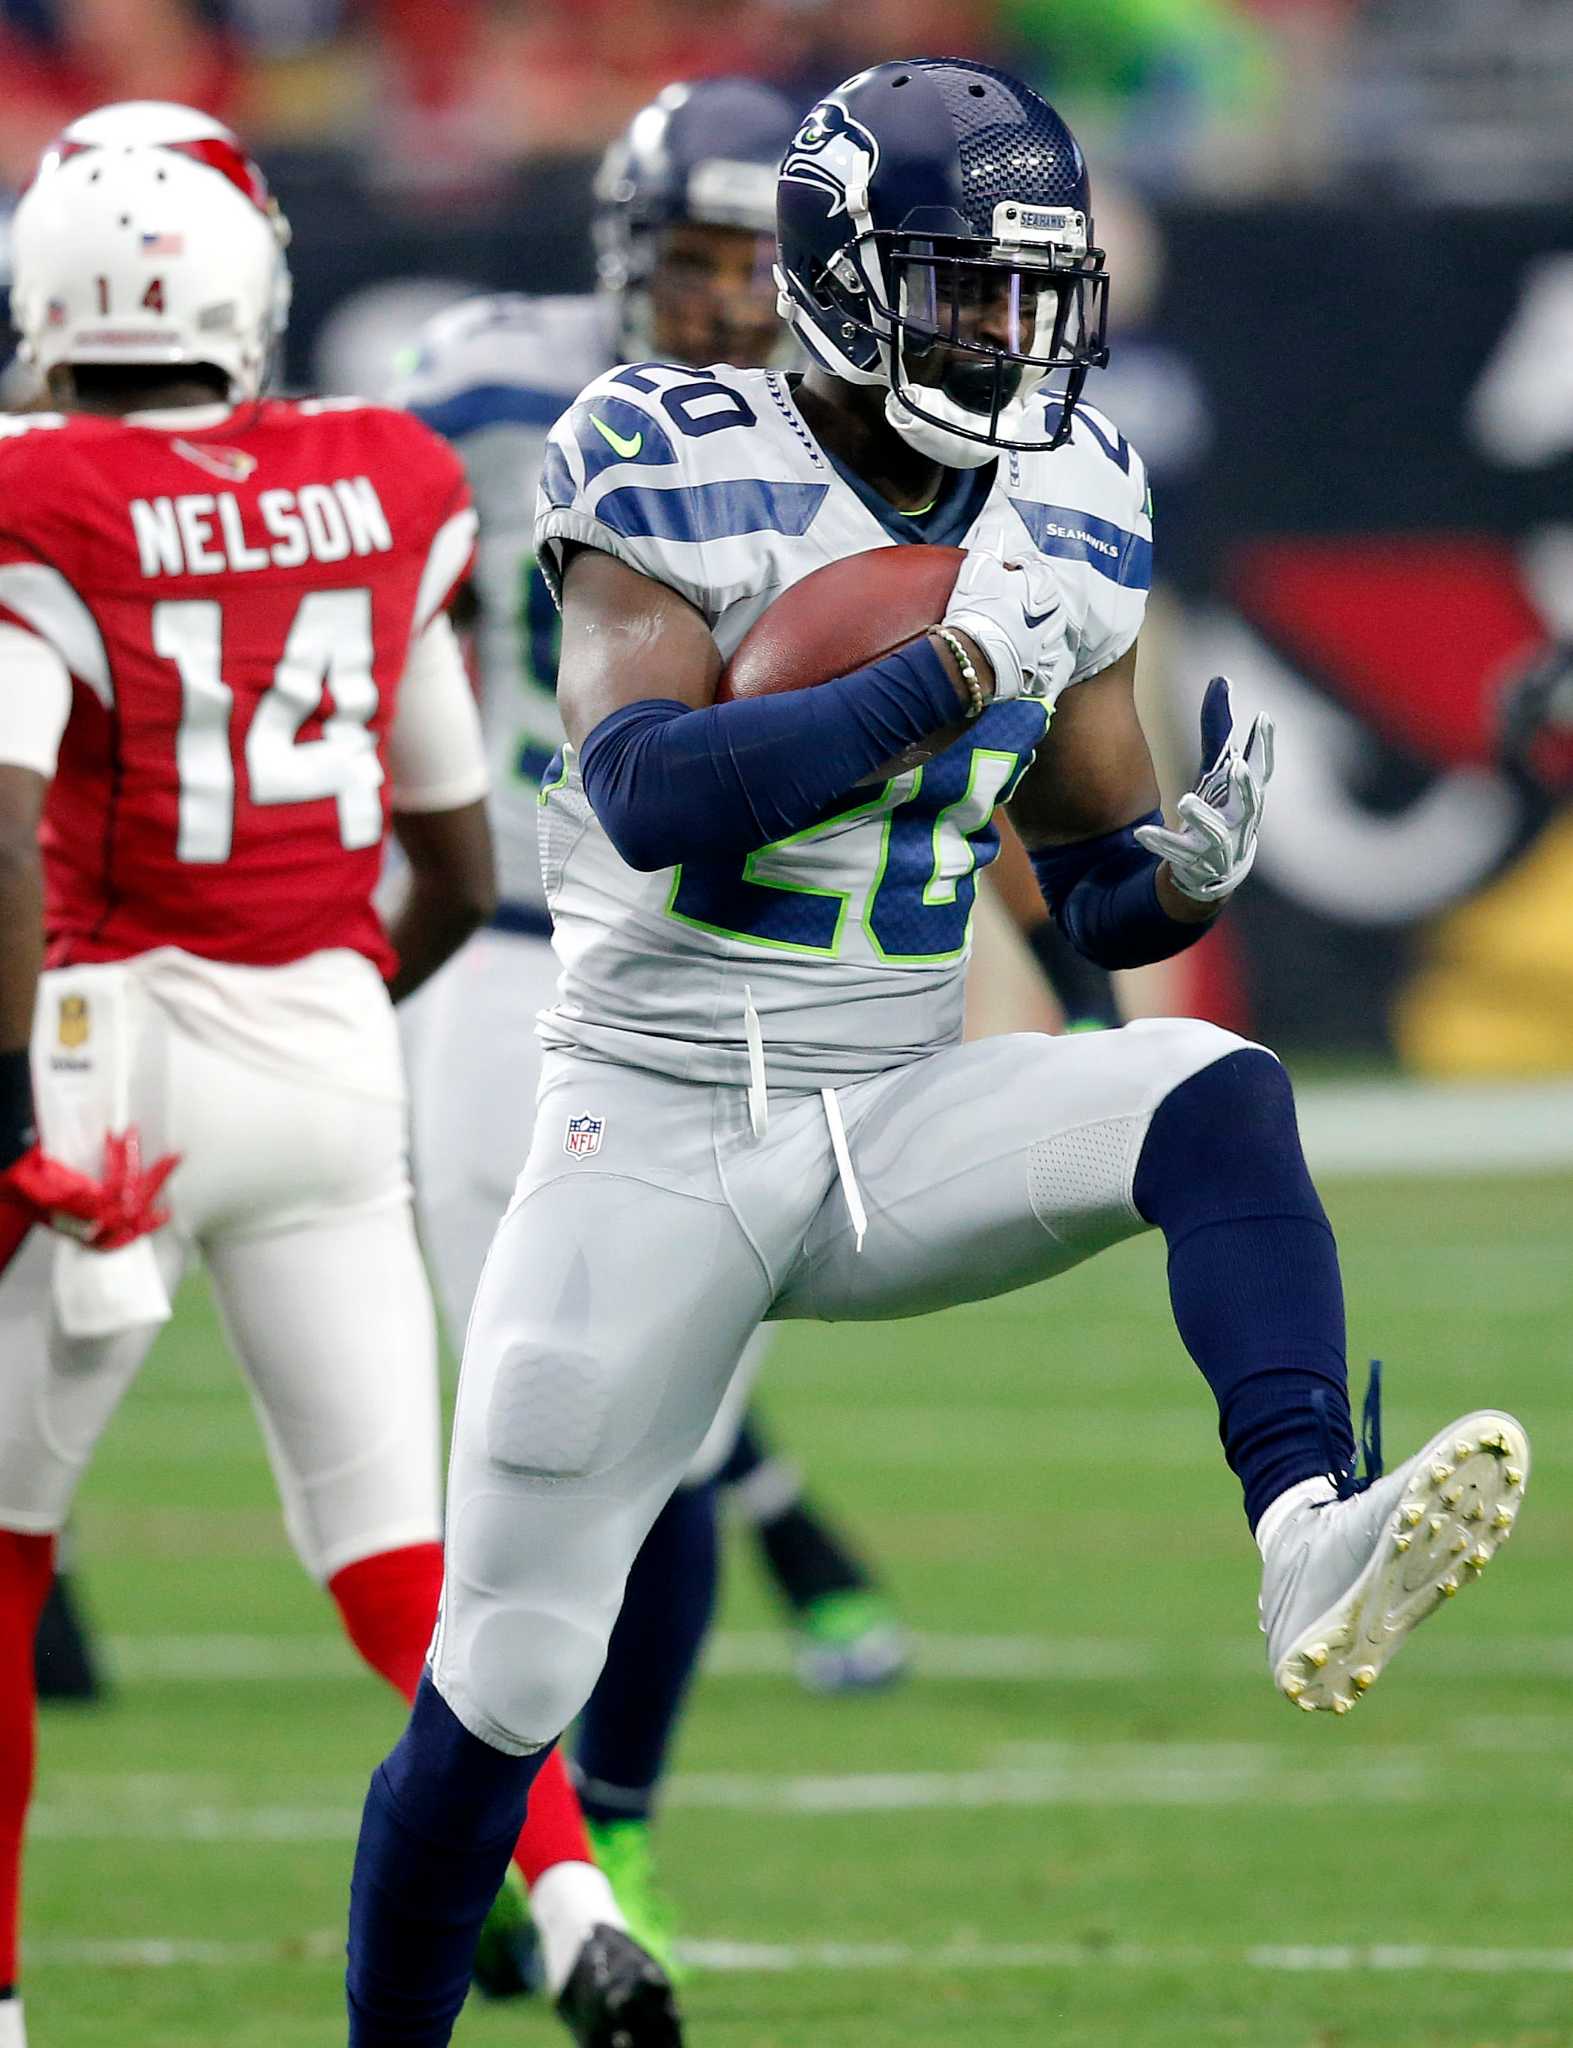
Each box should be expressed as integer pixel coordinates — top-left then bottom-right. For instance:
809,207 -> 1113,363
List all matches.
931,627 -> 987,720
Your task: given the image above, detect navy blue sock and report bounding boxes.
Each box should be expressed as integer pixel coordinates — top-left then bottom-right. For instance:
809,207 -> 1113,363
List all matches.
717,1413 -> 768,1490
1132,1049 -> 1354,1530
346,1673 -> 547,2045
574,1482 -> 719,1824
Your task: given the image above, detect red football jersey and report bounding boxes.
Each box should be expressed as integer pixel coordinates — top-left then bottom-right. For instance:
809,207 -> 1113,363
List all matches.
0,398 -> 476,975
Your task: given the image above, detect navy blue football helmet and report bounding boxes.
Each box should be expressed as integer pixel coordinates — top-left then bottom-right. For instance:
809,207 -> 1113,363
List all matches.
775,59 -> 1109,464
594,78 -> 799,357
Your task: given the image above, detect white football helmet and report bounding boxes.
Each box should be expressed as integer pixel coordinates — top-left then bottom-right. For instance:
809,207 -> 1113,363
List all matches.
10,101 -> 292,402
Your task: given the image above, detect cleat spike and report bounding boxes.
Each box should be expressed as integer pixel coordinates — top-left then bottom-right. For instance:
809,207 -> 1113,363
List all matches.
1305,1644 -> 1329,1670
1505,1466 -> 1524,1487
1465,1501 -> 1486,1522
1453,1439 -> 1475,1461
1393,1533 -> 1412,1553
1492,1507 -> 1515,1531
1441,1483 -> 1464,1506
1449,1534 -> 1468,1555
1331,1693 -> 1352,1715
1429,1462 -> 1452,1486
1283,1678 -> 1305,1700
1400,1504 -> 1424,1528
1352,1666 -> 1377,1692
1468,1547 -> 1491,1571
1298,1695 -> 1319,1713
1428,1515 -> 1447,1538
1478,1428 -> 1507,1453
1440,1575 -> 1459,1597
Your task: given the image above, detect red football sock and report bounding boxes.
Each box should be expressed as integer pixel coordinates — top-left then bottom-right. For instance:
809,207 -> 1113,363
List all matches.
329,1541 -> 445,1704
0,1531 -> 56,1991
509,1745 -> 591,1886
327,1543 -> 592,1890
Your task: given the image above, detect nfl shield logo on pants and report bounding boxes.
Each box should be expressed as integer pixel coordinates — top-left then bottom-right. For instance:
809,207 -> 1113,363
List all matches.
564,1114 -> 605,1159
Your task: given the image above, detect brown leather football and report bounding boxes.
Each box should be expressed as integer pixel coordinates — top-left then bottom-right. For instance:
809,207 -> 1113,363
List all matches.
717,543 -> 970,774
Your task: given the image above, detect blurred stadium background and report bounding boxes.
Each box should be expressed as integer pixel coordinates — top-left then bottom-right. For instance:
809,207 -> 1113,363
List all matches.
3,5 -> 1571,2044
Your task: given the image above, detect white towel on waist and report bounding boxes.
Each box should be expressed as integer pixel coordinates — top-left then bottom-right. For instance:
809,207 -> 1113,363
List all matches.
30,965 -> 172,1339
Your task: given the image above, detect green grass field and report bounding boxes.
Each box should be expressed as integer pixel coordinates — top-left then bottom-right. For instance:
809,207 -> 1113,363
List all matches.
21,1169 -> 1573,2047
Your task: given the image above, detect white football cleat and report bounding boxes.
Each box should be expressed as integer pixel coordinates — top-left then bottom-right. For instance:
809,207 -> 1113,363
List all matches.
1261,1410 -> 1530,1715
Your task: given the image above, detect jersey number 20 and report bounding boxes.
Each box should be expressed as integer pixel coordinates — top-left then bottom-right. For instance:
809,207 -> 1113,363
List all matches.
153,591 -> 380,863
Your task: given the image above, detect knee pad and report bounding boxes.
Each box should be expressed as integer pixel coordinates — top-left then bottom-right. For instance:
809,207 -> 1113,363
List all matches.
440,1601 -> 609,1755
485,1324 -> 673,1483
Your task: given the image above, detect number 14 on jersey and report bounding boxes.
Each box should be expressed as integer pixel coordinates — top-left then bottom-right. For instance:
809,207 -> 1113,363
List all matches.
153,589 -> 381,863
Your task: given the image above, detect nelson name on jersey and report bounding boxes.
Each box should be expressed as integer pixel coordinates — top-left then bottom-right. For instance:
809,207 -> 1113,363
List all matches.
129,476 -> 395,578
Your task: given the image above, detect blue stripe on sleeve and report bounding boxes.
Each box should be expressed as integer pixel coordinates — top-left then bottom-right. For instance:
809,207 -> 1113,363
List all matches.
409,383 -> 570,441
595,479 -> 829,545
1007,498 -> 1153,589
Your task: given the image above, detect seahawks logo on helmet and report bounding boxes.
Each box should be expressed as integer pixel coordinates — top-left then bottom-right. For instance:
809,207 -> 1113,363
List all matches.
780,99 -> 880,221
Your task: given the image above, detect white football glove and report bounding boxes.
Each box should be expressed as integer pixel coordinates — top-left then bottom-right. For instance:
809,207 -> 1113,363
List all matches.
1135,676 -> 1275,904
942,550 -> 1072,702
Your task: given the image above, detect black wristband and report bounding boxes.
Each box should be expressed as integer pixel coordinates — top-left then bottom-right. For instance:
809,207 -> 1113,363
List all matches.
1,1046 -> 36,1173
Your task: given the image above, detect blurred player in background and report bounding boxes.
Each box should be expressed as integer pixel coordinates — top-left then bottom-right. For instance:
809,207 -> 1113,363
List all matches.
0,102 -> 676,2048
396,77 -> 909,1978
346,59 -> 1530,2045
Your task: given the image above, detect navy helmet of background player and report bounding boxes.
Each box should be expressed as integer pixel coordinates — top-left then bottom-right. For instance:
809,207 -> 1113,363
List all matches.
594,77 -> 796,371
774,60 -> 1109,463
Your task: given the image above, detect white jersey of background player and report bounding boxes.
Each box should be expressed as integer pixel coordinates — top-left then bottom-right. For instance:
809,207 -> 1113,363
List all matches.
398,294 -> 606,934
394,293 -> 608,1324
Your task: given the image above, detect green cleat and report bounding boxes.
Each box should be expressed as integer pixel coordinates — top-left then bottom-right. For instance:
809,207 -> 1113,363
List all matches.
586,1818 -> 683,1982
471,1866 -> 543,2001
795,1588 -> 911,1695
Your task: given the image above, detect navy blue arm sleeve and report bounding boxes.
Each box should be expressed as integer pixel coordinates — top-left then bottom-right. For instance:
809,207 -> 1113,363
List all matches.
578,637 -> 961,871
1029,813 -> 1213,970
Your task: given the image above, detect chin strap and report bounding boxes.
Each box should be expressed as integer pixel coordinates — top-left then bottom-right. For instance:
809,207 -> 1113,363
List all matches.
883,388 -> 1001,470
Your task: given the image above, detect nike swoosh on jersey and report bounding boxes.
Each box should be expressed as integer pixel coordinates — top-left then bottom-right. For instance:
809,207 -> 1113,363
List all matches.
590,414 -> 643,460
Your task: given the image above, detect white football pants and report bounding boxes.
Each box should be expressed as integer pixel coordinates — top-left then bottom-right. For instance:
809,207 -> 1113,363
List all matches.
0,952 -> 441,1582
431,1017 -> 1251,1753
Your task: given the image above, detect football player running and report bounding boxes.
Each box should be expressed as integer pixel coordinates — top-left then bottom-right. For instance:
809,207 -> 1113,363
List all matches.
396,76 -> 908,1975
0,102 -> 673,2048
345,60 -> 1531,2045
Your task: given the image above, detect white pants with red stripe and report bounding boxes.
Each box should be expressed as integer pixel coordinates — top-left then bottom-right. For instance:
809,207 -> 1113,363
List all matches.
0,948 -> 441,1581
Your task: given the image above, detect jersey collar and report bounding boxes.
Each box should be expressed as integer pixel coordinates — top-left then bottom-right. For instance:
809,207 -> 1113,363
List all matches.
817,440 -> 995,549
123,403 -> 238,431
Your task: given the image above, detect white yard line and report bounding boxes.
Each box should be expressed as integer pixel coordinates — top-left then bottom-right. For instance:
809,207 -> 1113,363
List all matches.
24,1932 -> 1573,1977
102,1629 -> 1573,1684
30,1746 -> 1560,1839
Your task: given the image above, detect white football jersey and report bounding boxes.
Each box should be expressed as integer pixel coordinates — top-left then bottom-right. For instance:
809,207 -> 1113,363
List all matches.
396,293 -> 611,910
534,362 -> 1153,1089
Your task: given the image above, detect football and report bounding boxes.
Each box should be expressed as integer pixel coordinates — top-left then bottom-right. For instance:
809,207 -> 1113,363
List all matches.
717,543 -> 971,775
